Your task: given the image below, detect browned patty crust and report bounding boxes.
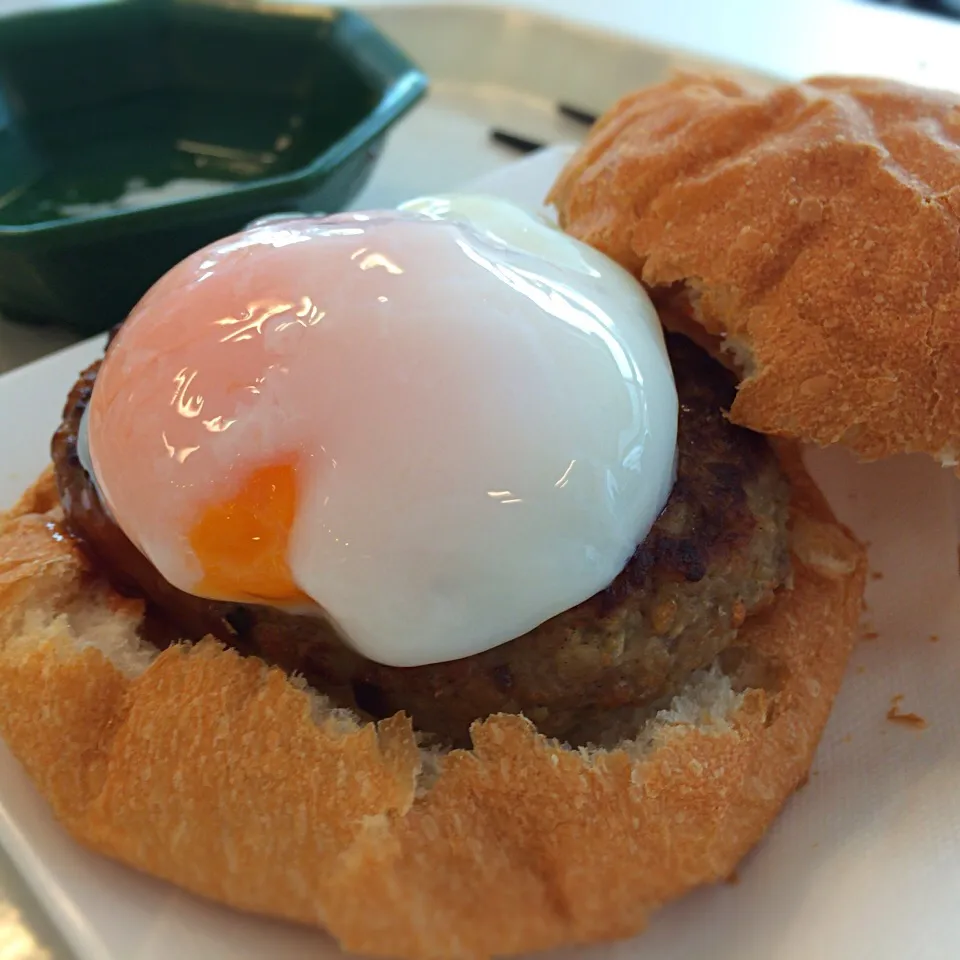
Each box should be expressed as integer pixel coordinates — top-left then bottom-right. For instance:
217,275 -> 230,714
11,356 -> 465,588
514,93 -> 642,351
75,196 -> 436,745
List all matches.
52,334 -> 791,746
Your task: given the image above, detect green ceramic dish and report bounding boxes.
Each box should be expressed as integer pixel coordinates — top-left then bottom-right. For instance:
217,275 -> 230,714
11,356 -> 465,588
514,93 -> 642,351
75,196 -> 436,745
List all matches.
0,0 -> 427,333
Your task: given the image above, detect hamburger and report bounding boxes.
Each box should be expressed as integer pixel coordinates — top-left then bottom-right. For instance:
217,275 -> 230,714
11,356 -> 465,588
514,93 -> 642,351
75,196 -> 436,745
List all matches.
4,70 -> 952,959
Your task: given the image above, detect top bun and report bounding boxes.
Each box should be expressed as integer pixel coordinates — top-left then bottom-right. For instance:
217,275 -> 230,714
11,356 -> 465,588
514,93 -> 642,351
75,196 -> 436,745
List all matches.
548,73 -> 960,464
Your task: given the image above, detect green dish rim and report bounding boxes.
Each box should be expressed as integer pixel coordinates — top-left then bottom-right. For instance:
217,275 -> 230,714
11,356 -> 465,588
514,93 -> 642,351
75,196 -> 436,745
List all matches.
0,2 -> 428,240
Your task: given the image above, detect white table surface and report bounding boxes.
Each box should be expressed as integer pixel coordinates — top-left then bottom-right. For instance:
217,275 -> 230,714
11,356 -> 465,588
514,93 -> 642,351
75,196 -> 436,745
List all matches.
1,0 -> 959,956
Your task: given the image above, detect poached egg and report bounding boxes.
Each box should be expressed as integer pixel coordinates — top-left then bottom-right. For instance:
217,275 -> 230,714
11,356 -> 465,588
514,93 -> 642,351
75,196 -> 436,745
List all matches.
87,196 -> 678,667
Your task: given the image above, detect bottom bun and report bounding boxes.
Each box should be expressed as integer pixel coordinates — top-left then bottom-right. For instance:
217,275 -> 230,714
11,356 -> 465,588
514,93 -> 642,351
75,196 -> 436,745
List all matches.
0,450 -> 865,960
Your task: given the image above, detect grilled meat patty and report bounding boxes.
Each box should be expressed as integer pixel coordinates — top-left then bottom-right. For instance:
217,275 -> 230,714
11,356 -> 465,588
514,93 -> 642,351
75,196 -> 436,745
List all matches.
52,334 -> 791,746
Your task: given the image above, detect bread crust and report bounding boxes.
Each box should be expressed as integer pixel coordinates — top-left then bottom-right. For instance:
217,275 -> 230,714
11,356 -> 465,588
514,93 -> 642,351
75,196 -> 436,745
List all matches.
548,73 -> 960,464
0,458 -> 865,959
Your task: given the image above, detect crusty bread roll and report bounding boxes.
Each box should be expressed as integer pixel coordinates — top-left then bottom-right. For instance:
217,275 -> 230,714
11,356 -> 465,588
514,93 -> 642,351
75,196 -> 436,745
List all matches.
548,74 -> 960,464
0,450 -> 864,959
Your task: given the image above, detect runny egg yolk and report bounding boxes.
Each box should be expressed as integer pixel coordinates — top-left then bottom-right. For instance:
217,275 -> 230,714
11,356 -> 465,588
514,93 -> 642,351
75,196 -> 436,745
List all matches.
87,197 -> 679,667
189,460 -> 307,603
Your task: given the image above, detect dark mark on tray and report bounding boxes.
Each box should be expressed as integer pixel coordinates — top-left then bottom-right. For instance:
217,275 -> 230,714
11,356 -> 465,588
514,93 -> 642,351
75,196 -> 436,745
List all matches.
490,129 -> 545,154
558,103 -> 599,125
489,103 -> 599,156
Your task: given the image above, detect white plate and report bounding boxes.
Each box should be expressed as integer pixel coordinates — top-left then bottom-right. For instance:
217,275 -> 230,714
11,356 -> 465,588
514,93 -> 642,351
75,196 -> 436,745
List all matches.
3,6 -> 960,960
